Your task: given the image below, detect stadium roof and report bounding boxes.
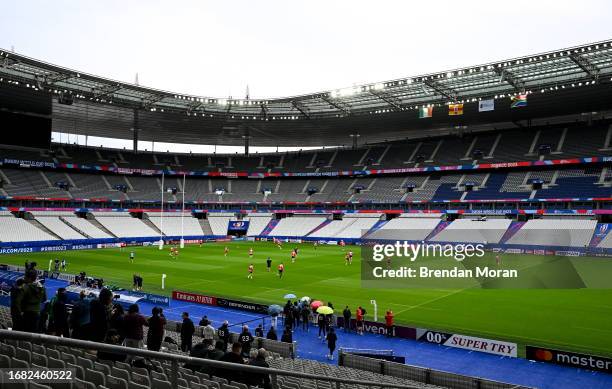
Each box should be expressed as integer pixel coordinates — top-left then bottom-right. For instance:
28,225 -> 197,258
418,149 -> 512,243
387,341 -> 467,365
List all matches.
1,39 -> 612,147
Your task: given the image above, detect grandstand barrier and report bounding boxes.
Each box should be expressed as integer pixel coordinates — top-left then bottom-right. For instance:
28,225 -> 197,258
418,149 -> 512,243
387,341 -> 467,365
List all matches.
0,235 -> 225,251
336,317 -> 416,340
3,154 -> 611,179
338,351 -> 534,389
0,329 -> 424,389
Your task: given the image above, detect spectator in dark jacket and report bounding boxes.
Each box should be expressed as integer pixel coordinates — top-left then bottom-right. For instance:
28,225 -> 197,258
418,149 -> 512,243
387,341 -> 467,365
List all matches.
326,327 -> 338,360
248,348 -> 272,389
281,328 -> 293,344
147,307 -> 166,351
217,321 -> 230,351
199,315 -> 210,326
255,323 -> 264,338
181,311 -> 195,352
9,278 -> 24,331
89,288 -> 113,342
97,329 -> 127,363
123,304 -> 146,350
184,339 -> 213,372
21,270 -> 47,333
50,288 -> 69,337
218,343 -> 245,382
266,326 -> 277,341
109,304 -> 125,342
239,325 -> 254,357
301,305 -> 310,331
342,306 -> 351,332
70,291 -> 92,340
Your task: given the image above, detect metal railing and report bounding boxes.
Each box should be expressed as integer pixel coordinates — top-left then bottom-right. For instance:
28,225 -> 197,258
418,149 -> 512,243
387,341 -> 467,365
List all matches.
0,329 -> 422,389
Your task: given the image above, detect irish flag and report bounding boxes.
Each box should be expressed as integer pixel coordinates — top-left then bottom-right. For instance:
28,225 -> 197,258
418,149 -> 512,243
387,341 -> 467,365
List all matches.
419,106 -> 433,118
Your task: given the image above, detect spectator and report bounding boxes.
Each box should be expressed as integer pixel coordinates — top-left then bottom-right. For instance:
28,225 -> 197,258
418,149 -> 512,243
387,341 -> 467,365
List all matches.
218,342 -> 245,382
326,327 -> 338,360
50,288 -> 70,337
239,325 -> 254,357
123,304 -> 146,351
255,323 -> 264,338
184,339 -> 213,372
147,307 -> 166,352
89,288 -> 113,342
70,291 -> 92,340
181,312 -> 195,352
266,326 -> 278,341
109,304 -> 125,343
217,321 -> 230,351
248,348 -> 272,389
284,310 -> 294,330
342,306 -> 351,332
292,302 -> 300,329
97,329 -> 127,363
9,278 -> 24,331
301,304 -> 310,331
317,313 -> 327,340
199,315 -> 210,327
202,320 -> 215,344
385,310 -> 394,337
281,327 -> 293,344
208,340 -> 226,360
21,270 -> 46,333
356,306 -> 364,335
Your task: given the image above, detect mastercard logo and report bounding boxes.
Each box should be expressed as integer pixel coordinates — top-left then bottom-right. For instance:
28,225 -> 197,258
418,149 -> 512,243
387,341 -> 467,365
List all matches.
534,349 -> 554,361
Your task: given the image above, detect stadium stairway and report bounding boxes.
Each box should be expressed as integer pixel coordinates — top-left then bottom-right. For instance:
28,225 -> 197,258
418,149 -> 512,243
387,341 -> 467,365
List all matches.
87,216 -> 118,238
423,221 -> 450,241
498,221 -> 525,244
260,219 -> 280,236
363,219 -> 388,237
141,216 -> 165,236
305,218 -> 333,236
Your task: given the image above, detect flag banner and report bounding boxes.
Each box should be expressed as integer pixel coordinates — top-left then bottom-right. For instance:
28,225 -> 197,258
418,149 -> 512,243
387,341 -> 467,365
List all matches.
419,107 -> 433,118
478,99 -> 495,112
510,94 -> 527,108
448,103 -> 464,116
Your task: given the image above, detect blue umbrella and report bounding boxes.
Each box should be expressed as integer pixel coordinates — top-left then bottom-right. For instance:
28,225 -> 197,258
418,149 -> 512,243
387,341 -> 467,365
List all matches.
283,293 -> 297,299
268,304 -> 282,316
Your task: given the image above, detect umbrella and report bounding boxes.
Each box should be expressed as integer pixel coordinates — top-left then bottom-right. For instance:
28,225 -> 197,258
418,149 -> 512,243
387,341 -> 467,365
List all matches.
317,306 -> 334,315
300,296 -> 311,303
268,304 -> 282,316
283,293 -> 297,299
310,300 -> 323,309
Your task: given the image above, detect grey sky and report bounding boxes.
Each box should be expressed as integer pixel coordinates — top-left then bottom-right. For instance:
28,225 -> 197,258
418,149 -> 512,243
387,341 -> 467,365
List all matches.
2,0 -> 612,100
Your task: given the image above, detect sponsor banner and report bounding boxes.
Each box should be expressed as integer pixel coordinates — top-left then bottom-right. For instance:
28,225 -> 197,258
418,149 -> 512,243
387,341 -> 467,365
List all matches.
0,244 -> 97,255
130,292 -> 170,306
172,290 -> 217,306
336,317 -> 416,340
228,220 -> 249,232
526,346 -> 612,373
417,329 -> 517,357
216,297 -> 269,314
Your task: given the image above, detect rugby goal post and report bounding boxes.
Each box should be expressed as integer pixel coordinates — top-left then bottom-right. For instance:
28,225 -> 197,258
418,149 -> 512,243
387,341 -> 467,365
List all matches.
161,273 -> 167,290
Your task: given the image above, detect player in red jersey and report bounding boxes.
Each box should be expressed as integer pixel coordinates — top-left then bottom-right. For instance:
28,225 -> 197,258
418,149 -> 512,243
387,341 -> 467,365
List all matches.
247,263 -> 254,279
291,249 -> 297,263
347,250 -> 353,265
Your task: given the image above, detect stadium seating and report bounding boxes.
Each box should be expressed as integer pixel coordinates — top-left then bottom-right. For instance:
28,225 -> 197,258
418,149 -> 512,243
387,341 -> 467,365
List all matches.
93,212 -> 158,238
61,217 -> 113,239
309,214 -> 381,239
268,216 -> 329,237
146,212 -> 205,236
367,214 -> 442,241
430,218 -> 512,244
506,218 -> 597,247
244,213 -> 273,236
207,214 -> 234,236
0,214 -> 58,242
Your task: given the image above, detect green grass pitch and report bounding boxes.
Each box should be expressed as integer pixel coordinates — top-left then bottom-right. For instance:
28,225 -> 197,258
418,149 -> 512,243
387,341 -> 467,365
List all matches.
2,241 -> 612,358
